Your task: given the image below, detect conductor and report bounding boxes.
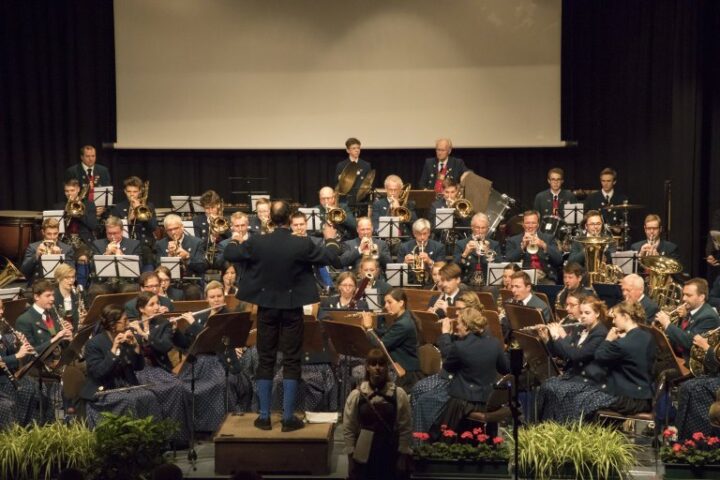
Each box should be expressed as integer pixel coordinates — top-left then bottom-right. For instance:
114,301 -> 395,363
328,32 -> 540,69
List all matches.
223,200 -> 343,431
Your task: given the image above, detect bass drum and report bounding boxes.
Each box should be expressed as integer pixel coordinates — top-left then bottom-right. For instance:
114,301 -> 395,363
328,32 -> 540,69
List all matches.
540,214 -> 564,238
0,211 -> 42,262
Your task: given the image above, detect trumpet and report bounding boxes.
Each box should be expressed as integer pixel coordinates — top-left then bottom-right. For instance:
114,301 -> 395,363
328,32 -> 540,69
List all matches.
167,239 -> 182,256
40,240 -> 58,255
359,237 -> 379,259
260,218 -> 274,235
412,242 -> 427,284
525,233 -> 539,255
471,236 -> 496,261
641,233 -> 659,257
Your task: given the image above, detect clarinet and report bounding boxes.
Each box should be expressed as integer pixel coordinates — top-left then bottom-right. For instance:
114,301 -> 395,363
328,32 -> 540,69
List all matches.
0,317 -> 38,362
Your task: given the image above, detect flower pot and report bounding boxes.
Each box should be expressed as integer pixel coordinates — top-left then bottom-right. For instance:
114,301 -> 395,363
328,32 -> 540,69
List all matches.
664,463 -> 720,479
412,458 -> 508,478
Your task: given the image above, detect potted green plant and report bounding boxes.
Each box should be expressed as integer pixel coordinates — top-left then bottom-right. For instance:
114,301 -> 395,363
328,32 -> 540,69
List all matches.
513,421 -> 637,479
0,421 -> 95,479
661,427 -> 720,479
412,425 -> 510,477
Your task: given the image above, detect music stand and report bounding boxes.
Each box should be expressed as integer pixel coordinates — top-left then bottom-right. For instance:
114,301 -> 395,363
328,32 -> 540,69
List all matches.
181,220 -> 196,237
228,177 -> 269,206
59,321 -> 98,367
505,303 -> 546,331
563,203 -> 584,226
171,196 -> 203,216
487,262 -> 522,286
41,254 -> 66,279
43,210 -> 66,234
377,216 -> 403,240
84,292 -> 139,325
94,186 -> 114,210
94,255 -> 141,280
15,336 -> 65,421
363,288 -> 383,312
642,325 -> 690,378
513,331 -> 560,383
612,250 -> 638,275
412,310 -> 442,344
434,208 -> 454,230
386,263 -> 412,287
523,269 -> 539,285
0,288 -> 22,301
160,257 -> 183,280
298,207 -> 323,232
592,283 -> 623,309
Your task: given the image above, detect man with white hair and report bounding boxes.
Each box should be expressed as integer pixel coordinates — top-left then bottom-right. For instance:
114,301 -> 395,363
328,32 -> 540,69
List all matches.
454,212 -> 501,286
155,214 -> 207,277
397,219 -> 444,285
621,273 -> 659,322
371,174 -> 417,235
313,186 -> 357,241
418,138 -> 468,193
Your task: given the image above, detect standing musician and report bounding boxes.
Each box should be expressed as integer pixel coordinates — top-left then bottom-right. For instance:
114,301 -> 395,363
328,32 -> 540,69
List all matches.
124,271 -> 175,319
566,210 -> 615,268
555,262 -> 595,309
371,175 -> 417,236
583,168 -> 629,226
418,138 -> 468,193
223,200 -> 343,431
315,186 -> 357,241
429,308 -> 509,438
110,176 -> 157,269
248,198 -> 272,234
632,214 -> 680,260
504,210 -> 562,284
156,214 -> 207,286
335,137 -> 372,207
360,288 -> 424,390
340,217 -> 392,272
0,301 -> 41,428
536,295 -> 609,422
428,178 -> 471,232
655,278 -> 720,361
428,263 -> 468,319
64,145 -> 111,217
397,219 -> 444,286
319,272 -> 369,318
16,279 -> 74,355
54,178 -> 98,249
20,218 -> 75,282
454,212 -> 500,287
620,274 -> 660,323
53,264 -> 85,329
533,167 -> 578,218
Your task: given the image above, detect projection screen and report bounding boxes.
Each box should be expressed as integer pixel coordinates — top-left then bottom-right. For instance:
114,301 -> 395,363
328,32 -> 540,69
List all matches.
114,0 -> 562,149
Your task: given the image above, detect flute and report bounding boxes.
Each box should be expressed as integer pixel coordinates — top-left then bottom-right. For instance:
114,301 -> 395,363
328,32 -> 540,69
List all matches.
519,322 -> 583,332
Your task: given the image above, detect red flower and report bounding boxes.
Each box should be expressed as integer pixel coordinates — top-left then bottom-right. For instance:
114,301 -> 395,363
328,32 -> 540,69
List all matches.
492,437 -> 504,445
477,434 -> 489,443
413,432 -> 430,441
440,424 -> 448,431
460,431 -> 473,440
684,440 -> 696,448
663,428 -> 675,438
442,429 -> 457,438
472,427 -> 483,435
672,443 -> 683,453
708,436 -> 720,446
692,432 -> 706,442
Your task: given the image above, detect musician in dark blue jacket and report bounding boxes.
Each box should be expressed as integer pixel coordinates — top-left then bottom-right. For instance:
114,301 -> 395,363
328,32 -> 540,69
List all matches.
504,210 -> 562,284
532,168 -> 578,218
418,138 -> 468,193
631,214 -> 680,260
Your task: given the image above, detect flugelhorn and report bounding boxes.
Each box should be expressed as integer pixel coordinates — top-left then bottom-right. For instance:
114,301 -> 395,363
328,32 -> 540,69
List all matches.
525,233 -> 539,255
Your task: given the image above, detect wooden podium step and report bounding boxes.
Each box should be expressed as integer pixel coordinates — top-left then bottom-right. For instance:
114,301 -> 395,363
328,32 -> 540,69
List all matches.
214,413 -> 335,476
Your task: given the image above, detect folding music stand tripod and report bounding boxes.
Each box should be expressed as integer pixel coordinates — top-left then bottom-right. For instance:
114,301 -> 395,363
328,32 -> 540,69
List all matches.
15,336 -> 65,422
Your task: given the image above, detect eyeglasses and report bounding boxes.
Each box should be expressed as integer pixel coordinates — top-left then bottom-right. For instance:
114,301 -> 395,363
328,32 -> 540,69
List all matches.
144,283 -> 160,289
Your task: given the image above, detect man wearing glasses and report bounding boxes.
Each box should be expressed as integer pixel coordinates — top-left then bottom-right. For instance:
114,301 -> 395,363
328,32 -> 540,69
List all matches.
567,210 -> 616,267
123,271 -> 176,318
631,214 -> 680,260
533,167 -> 578,218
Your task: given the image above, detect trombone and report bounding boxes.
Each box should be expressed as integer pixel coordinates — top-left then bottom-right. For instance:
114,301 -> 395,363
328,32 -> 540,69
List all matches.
65,184 -> 89,219
450,187 -> 474,219
390,184 -> 412,223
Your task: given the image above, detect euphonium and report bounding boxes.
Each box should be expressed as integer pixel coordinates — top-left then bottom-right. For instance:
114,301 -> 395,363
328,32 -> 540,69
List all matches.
133,181 -> 152,222
0,256 -> 25,288
689,326 -> 720,376
641,255 -> 683,311
391,183 -> 412,223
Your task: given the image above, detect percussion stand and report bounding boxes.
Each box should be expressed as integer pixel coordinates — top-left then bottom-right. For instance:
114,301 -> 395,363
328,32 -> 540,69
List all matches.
620,209 -> 632,250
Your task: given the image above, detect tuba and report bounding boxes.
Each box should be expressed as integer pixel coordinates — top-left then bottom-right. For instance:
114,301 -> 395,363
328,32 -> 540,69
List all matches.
575,235 -> 623,284
391,183 -> 412,223
689,326 -> 720,376
0,257 -> 25,288
133,181 -> 152,222
65,184 -> 89,219
640,255 -> 683,312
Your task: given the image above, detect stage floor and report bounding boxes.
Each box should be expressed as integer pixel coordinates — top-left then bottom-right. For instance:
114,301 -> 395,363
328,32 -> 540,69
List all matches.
167,424 -> 665,480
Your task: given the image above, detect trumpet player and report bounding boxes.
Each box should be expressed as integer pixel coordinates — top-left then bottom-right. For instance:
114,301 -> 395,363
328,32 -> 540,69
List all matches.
428,178 -> 470,231
216,212 -> 251,277
340,217 -> 392,271
156,214 -> 207,278
620,274 -> 659,323
567,210 -> 615,267
15,279 -> 74,357
371,175 -> 417,235
631,214 -> 680,260
53,178 -> 98,247
505,210 -> 562,284
454,213 -> 500,286
249,198 -> 272,234
21,218 -> 75,282
418,138 -> 468,193
0,301 -> 40,428
398,219 -> 444,285
315,186 -> 357,241
91,214 -> 141,254
63,145 -> 111,217
656,278 -> 720,361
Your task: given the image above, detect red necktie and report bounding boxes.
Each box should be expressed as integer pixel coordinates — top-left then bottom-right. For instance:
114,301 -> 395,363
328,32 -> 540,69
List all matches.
530,254 -> 542,270
434,162 -> 448,193
552,195 -> 559,215
87,168 -> 95,201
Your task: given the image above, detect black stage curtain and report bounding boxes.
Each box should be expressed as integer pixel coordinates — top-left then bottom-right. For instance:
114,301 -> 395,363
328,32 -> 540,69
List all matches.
1,1 -> 718,276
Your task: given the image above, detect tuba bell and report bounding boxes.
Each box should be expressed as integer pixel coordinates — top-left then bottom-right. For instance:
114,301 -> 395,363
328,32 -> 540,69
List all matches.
0,257 -> 25,288
575,234 -> 623,284
640,255 -> 683,311
689,326 -> 720,376
391,183 -> 412,223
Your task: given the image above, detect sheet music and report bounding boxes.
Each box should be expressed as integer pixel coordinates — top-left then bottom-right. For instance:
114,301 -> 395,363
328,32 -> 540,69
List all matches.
182,220 -> 196,237
298,207 -> 322,231
94,255 -> 142,278
170,195 -> 203,214
385,263 -> 410,287
250,194 -> 270,211
160,257 -> 183,279
0,287 -> 22,301
486,262 -> 522,286
563,203 -> 584,225
378,216 -> 401,238
612,250 -> 638,275
434,208 -> 454,230
41,254 -> 66,278
94,186 -> 113,208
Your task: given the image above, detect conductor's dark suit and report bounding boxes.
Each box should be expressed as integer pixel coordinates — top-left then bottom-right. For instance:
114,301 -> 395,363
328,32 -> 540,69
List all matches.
223,227 -> 342,380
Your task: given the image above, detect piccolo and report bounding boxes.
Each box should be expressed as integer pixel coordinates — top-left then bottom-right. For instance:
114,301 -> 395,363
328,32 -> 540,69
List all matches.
519,322 -> 583,332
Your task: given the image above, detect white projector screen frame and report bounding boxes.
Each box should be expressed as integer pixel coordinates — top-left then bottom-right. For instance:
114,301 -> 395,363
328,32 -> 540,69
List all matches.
114,0 -> 562,149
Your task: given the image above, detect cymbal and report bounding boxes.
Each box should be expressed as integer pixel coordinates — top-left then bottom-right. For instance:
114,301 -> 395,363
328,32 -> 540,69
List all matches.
600,203 -> 645,211
356,169 -> 376,202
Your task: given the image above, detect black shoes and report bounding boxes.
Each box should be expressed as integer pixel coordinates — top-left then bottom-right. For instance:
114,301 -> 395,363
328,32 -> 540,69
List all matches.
281,415 -> 305,432
254,416 -> 271,430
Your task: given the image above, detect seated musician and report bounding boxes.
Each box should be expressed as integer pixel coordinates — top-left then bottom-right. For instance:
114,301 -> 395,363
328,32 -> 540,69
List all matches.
289,211 -> 334,291
583,167 -> 629,226
533,167 -> 578,218
81,305 -> 162,428
16,279 -> 73,356
397,219 -> 444,286
334,137 -> 372,207
20,218 -> 75,282
631,214 -> 680,260
216,212 -> 250,278
64,145 -> 111,217
501,263 -> 521,290
221,262 -> 239,297
429,308 -> 509,438
92,215 -> 141,257
248,198 -> 271,234
706,208 -> 720,309
555,262 -> 595,309
557,290 -> 585,325
360,288 -> 424,390
155,265 -> 184,302
566,210 -> 615,268
172,281 -> 250,428
318,271 -> 368,319
504,210 -> 562,284
536,295 -> 609,422
340,217 -> 392,271
343,348 -> 412,480
428,178 -> 470,233
0,301 -> 41,428
501,271 -> 552,341
53,178 -> 98,249
620,274 -> 659,322
371,174 -> 417,236
53,264 -> 84,329
109,176 -> 157,269
454,212 -> 501,287
674,331 -> 720,440
426,261 -> 446,291
428,263 -> 468,319
655,278 -> 720,363
124,272 -> 175,318
418,138 -> 468,193
155,214 -> 207,287
358,257 -> 392,307
193,190 -> 231,244
314,186 -> 357,241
